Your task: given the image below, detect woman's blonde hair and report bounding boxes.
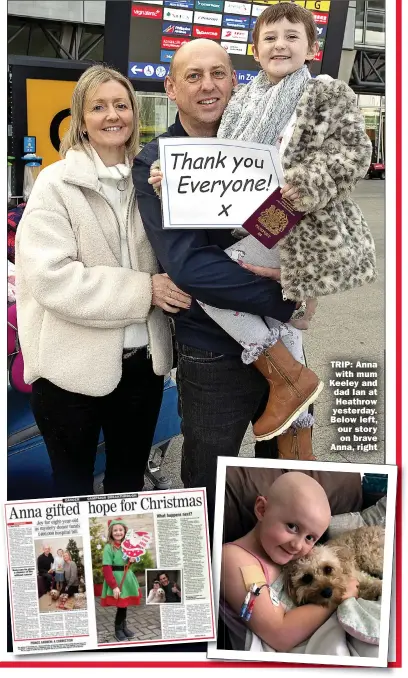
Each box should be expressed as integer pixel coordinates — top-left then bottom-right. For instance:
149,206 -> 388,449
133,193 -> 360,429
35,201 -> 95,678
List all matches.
59,64 -> 140,160
63,550 -> 72,561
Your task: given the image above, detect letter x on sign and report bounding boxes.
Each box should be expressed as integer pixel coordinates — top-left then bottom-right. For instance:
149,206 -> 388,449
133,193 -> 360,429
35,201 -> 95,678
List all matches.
218,204 -> 232,217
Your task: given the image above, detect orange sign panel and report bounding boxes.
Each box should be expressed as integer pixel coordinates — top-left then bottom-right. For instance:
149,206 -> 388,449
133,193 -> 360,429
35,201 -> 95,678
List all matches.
26,79 -> 76,168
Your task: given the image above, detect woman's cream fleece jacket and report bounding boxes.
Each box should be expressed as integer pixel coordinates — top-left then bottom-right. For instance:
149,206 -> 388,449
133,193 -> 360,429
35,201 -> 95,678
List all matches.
15,148 -> 172,396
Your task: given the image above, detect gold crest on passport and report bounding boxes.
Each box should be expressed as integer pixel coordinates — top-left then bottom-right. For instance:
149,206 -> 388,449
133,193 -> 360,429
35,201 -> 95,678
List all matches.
258,205 -> 289,235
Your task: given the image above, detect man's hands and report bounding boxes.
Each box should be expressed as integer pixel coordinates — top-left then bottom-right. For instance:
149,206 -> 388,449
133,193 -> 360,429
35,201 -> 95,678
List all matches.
152,273 -> 191,313
149,169 -> 192,312
148,167 -> 163,188
239,263 -> 317,330
240,262 -> 281,280
148,167 -> 191,313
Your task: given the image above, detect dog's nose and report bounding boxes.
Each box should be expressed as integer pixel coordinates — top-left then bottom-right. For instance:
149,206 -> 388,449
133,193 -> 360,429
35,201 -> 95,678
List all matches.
320,587 -> 333,599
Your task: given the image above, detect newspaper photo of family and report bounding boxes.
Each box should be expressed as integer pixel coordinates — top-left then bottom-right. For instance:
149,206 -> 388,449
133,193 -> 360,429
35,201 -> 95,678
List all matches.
35,537 -> 87,613
145,570 -> 182,605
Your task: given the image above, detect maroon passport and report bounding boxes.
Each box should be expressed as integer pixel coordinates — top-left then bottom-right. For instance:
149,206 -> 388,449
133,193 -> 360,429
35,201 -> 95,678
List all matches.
242,187 -> 304,249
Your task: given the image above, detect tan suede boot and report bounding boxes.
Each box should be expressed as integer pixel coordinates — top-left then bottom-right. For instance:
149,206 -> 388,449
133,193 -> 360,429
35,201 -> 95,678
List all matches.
252,340 -> 323,441
277,427 -> 316,461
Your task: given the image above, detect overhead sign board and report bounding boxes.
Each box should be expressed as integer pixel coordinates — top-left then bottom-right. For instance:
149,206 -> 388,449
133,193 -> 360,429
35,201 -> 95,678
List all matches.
127,0 -> 332,82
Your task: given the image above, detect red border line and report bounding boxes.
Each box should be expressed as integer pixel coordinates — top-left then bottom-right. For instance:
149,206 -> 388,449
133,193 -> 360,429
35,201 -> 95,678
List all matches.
388,0 -> 402,667
2,0 -> 402,667
0,668 -> 376,671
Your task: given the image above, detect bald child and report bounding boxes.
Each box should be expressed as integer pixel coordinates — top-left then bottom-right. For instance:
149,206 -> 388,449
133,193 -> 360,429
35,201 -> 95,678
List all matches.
220,472 -> 359,652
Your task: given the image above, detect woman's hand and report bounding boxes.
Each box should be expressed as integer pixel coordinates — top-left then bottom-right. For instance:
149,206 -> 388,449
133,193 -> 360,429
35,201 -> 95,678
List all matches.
280,183 -> 300,203
239,263 -> 281,280
341,577 -> 360,602
148,168 -> 163,188
113,586 -> 121,600
152,273 -> 191,314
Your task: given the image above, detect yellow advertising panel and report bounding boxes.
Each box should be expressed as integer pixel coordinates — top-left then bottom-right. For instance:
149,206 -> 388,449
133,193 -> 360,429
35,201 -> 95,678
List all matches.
255,0 -> 330,8
26,79 -> 75,168
247,43 -> 254,56
306,1 -> 331,11
253,1 -> 306,4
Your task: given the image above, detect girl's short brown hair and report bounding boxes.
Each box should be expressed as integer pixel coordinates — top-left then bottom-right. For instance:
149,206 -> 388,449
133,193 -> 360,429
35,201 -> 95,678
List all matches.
252,2 -> 318,50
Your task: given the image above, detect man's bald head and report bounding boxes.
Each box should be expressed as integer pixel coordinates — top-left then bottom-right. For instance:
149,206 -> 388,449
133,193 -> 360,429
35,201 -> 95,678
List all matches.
168,39 -> 233,79
164,39 -> 236,137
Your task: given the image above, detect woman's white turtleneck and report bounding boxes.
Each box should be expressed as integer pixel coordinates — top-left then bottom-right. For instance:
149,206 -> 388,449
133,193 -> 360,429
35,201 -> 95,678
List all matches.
91,147 -> 149,349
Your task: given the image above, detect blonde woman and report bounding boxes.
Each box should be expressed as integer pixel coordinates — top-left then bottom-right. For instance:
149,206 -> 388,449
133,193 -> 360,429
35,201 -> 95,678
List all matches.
62,551 -> 79,597
16,65 -> 190,498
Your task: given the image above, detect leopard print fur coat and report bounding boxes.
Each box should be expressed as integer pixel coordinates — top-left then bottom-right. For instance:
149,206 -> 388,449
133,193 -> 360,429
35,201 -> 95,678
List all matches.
278,76 -> 377,301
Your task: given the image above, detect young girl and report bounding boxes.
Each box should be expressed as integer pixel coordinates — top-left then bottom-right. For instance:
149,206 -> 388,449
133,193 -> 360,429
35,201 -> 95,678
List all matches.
146,580 -> 166,604
220,472 -> 359,652
101,518 -> 142,642
52,548 -> 65,592
150,3 -> 376,460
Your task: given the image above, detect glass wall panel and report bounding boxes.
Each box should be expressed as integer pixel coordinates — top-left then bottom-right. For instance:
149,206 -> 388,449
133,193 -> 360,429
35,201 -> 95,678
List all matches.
355,1 -> 385,47
358,95 -> 385,163
367,0 -> 384,10
365,9 -> 385,46
355,0 -> 365,44
137,93 -> 168,147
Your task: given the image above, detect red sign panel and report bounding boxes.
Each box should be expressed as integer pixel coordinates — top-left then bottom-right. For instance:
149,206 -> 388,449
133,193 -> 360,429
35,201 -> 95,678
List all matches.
312,11 -> 329,25
161,36 -> 191,49
132,4 -> 163,20
313,50 -> 323,61
192,24 -> 221,39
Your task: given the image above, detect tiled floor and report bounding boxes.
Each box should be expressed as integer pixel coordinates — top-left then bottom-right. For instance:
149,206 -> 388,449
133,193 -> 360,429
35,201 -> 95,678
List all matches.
95,587 -> 162,646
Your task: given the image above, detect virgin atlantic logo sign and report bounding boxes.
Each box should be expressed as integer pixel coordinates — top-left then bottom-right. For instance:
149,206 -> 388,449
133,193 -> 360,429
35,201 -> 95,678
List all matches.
192,24 -> 221,39
132,4 -> 163,19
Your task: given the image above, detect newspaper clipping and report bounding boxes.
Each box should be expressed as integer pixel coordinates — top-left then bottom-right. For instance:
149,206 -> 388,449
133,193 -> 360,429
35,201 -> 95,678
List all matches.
5,488 -> 215,654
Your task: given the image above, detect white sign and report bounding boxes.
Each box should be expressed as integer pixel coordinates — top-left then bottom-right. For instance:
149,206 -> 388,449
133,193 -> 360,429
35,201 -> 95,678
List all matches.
163,7 -> 193,22
221,41 -> 247,54
193,10 -> 222,25
221,27 -> 248,42
252,3 -> 267,17
224,1 -> 251,15
159,138 -> 284,229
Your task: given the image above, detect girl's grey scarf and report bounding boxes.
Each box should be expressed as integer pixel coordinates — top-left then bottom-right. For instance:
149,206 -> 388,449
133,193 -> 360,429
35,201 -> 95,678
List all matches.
217,65 -> 311,145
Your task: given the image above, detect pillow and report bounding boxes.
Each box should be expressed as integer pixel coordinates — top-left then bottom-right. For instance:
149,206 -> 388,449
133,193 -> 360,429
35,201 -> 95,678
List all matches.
361,495 -> 387,526
328,496 -> 387,538
337,597 -> 381,645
